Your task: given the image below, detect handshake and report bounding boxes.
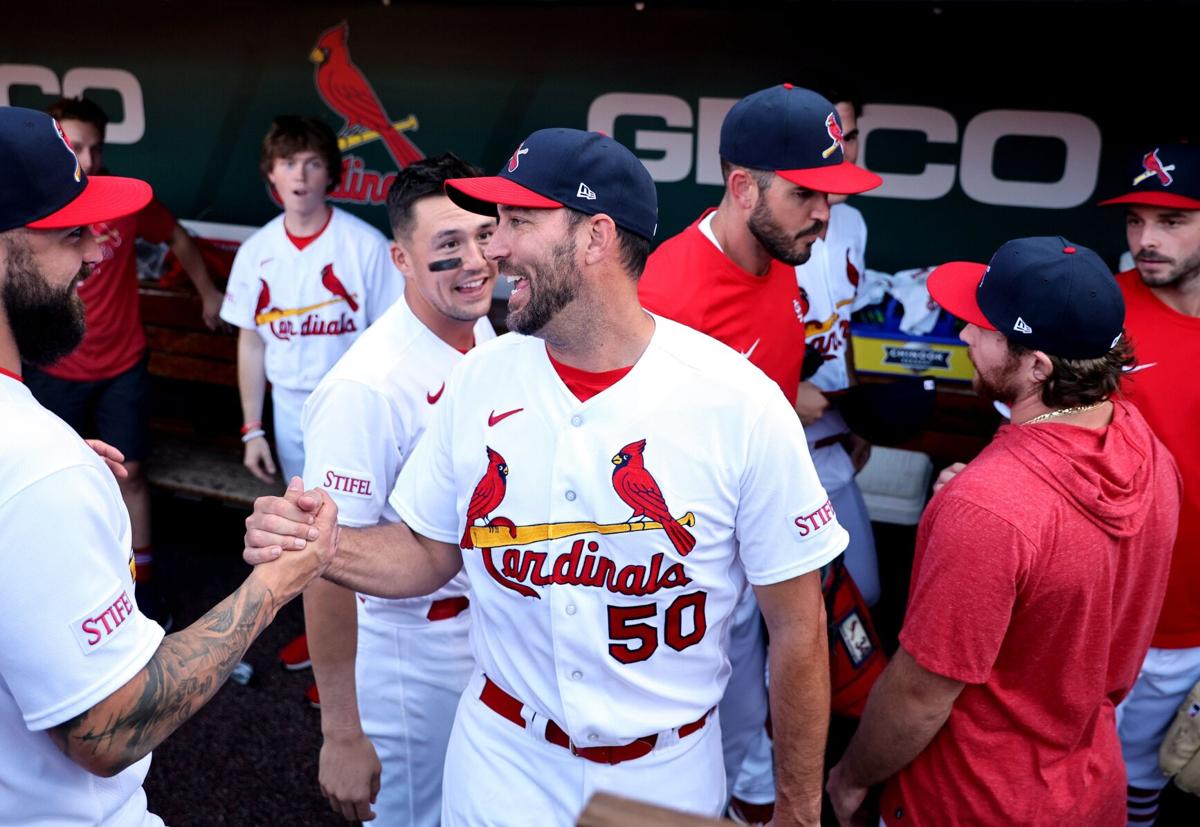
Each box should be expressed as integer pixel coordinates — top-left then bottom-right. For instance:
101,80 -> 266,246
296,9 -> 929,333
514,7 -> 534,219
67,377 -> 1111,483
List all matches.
242,477 -> 343,603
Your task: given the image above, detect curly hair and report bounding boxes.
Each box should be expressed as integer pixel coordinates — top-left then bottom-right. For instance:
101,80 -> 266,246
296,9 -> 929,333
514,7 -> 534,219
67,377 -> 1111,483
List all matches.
1008,332 -> 1136,408
259,116 -> 342,193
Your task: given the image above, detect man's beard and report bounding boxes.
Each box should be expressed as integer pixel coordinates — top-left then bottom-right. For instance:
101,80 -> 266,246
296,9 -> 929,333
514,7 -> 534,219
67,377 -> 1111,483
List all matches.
747,198 -> 824,267
505,238 -> 580,336
970,349 -> 1022,406
1136,246 -> 1200,289
2,239 -> 87,367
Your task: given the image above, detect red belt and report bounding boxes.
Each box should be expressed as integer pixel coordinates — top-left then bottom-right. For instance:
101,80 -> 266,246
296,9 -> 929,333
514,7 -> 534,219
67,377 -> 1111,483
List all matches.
426,595 -> 470,622
480,676 -> 711,765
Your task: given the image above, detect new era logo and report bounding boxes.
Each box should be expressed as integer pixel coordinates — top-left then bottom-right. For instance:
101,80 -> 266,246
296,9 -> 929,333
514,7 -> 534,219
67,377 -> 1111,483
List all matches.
1013,317 -> 1033,334
577,182 -> 597,200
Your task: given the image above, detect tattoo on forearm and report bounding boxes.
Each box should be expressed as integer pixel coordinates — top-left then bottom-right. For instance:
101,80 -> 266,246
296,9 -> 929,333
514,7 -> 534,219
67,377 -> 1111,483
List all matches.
48,579 -> 277,775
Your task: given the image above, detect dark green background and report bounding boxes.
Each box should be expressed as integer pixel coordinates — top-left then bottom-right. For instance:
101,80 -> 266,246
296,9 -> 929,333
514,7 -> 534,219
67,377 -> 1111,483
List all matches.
6,1 -> 1196,272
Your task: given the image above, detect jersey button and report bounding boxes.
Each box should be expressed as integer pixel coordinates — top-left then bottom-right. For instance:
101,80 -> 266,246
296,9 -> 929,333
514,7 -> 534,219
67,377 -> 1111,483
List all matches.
587,733 -> 599,742
565,490 -> 577,501
570,415 -> 583,427
571,670 -> 583,681
565,604 -> 577,616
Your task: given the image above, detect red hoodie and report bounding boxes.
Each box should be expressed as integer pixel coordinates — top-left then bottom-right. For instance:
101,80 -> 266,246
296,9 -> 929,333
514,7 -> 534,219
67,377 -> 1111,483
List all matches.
882,399 -> 1181,827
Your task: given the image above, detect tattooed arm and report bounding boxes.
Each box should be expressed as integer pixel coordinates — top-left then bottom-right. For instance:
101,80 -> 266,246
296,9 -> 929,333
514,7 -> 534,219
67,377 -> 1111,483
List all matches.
47,485 -> 335,777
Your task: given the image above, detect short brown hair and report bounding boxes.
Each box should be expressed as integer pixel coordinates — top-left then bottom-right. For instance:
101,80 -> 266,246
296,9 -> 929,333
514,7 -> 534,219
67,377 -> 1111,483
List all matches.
259,116 -> 341,192
564,208 -> 651,278
1009,331 -> 1135,408
46,97 -> 108,136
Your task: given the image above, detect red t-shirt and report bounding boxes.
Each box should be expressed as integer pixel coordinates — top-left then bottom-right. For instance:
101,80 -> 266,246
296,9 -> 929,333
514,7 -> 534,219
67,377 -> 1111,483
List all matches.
44,199 -> 176,381
639,210 -> 808,401
882,400 -> 1180,827
1117,270 -> 1200,648
547,351 -> 633,402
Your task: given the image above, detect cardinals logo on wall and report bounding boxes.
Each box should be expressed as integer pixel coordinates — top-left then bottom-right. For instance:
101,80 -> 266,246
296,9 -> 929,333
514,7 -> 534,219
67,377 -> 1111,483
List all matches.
305,21 -> 425,207
461,440 -> 698,600
253,265 -> 360,341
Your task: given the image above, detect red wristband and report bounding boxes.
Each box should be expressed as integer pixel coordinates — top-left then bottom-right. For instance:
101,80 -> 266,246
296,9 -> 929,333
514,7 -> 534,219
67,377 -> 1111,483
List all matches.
240,420 -> 263,436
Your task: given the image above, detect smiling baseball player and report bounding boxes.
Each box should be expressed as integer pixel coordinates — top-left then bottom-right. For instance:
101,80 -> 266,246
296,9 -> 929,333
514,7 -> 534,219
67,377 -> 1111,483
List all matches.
302,153 -> 496,823
244,128 -> 847,827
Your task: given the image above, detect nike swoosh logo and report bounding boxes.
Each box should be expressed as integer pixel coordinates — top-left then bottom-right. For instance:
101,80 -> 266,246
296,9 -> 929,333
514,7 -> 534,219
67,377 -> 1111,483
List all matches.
488,407 -> 524,427
427,383 -> 445,404
1123,362 -> 1158,374
740,338 -> 760,359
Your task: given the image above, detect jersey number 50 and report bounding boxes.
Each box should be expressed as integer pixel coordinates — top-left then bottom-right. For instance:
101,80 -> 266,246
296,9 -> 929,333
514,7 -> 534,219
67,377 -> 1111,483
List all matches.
607,592 -> 708,664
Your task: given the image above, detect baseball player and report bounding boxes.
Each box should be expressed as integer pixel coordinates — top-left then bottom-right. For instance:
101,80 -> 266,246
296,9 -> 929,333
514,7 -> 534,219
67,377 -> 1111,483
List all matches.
827,237 -> 1180,826
24,96 -> 227,626
302,153 -> 496,823
244,128 -> 848,827
639,84 -> 881,798
1097,143 -> 1200,825
0,105 -> 333,826
220,115 -> 401,486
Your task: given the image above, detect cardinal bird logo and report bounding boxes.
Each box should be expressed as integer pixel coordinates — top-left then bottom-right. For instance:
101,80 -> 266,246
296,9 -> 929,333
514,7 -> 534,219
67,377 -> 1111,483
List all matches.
255,279 -> 271,318
845,251 -> 860,288
310,22 -> 424,170
320,263 -> 359,312
611,439 -> 696,557
51,119 -> 83,182
1133,148 -> 1176,187
822,112 -> 844,160
508,143 -> 529,173
462,447 -> 509,550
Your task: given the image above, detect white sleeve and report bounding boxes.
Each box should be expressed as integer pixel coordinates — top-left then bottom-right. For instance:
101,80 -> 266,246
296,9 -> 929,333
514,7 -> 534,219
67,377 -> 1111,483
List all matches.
219,240 -> 260,330
389,371 -> 461,544
365,236 -> 403,325
0,466 -> 163,731
302,379 -> 400,528
735,391 -> 849,585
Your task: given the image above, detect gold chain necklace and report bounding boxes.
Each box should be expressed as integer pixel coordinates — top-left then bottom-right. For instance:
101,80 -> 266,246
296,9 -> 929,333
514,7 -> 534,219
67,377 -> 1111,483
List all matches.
1022,402 -> 1104,426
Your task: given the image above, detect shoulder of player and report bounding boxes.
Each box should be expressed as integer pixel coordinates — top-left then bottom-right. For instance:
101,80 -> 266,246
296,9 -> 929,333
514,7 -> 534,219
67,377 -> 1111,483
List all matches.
0,399 -> 109,510
329,206 -> 388,244
830,202 -> 866,232
648,315 -> 783,396
320,301 -> 428,383
232,214 -> 287,259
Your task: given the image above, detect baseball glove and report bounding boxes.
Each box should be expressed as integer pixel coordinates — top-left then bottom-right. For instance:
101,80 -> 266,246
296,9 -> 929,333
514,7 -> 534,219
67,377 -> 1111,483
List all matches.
1159,679 -> 1200,795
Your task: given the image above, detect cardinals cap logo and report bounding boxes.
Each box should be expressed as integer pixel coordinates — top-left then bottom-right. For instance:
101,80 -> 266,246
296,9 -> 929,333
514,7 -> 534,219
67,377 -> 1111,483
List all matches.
508,143 -> 530,173
822,112 -> 844,160
51,119 -> 82,182
1133,148 -> 1176,187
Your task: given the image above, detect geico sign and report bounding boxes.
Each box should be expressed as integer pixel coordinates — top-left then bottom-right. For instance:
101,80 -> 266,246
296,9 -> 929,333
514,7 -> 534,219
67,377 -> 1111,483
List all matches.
588,94 -> 1102,209
0,64 -> 144,144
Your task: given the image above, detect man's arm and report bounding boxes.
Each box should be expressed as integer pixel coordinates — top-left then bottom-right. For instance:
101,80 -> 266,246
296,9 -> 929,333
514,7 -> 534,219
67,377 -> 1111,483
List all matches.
168,225 -> 224,330
826,646 -> 964,825
754,571 -> 829,827
236,328 -> 275,482
48,492 -> 334,777
304,577 -> 381,821
245,489 -> 464,600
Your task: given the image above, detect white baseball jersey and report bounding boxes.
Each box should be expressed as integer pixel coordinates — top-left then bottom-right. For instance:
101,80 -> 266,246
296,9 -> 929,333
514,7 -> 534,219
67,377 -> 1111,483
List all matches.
391,316 -> 847,745
795,202 -> 866,491
302,297 -> 495,624
0,375 -> 164,826
220,206 -> 402,392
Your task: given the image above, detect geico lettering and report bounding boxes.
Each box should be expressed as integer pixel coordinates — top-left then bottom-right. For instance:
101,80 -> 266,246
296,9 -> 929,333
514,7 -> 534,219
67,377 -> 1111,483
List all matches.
586,93 -> 1101,207
794,499 -> 836,537
494,539 -> 692,596
0,64 -> 145,143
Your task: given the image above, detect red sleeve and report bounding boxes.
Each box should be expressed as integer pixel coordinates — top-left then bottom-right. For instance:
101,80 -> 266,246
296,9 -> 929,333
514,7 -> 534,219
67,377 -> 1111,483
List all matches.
899,494 -> 1031,684
135,198 -> 177,245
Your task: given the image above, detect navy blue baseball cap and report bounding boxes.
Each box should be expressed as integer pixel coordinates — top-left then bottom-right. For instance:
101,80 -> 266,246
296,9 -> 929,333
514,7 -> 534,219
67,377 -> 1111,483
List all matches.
928,236 -> 1124,360
445,128 -> 658,240
719,84 -> 882,195
1098,143 -> 1200,210
0,107 -> 151,233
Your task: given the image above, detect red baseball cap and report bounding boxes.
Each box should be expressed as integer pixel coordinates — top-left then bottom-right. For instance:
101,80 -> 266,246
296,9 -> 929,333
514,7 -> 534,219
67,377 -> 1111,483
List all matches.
1,107 -> 151,232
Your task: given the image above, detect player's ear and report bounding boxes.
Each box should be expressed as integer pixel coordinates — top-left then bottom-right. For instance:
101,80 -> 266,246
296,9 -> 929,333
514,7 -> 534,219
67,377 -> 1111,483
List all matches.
728,168 -> 759,212
390,240 -> 411,275
580,214 -> 618,267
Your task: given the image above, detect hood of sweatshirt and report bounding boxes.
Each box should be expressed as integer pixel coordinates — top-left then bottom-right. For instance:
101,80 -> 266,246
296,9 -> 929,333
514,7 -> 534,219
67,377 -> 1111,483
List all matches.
993,399 -> 1168,537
